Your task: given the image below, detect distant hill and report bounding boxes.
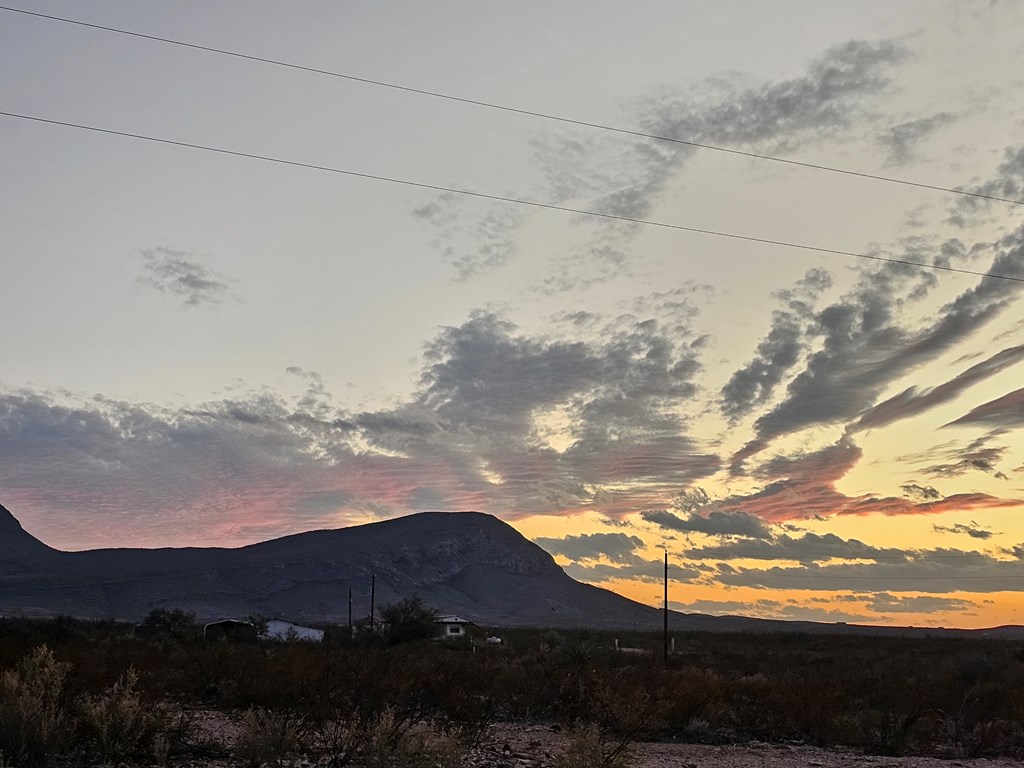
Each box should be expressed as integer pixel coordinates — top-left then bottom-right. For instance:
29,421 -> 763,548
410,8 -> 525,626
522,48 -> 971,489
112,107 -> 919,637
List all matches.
2,502 -> 1023,637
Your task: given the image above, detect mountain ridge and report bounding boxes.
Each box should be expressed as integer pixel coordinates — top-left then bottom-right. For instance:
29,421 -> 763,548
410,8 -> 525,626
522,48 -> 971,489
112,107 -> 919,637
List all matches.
0,505 -> 659,628
3,503 -> 1024,638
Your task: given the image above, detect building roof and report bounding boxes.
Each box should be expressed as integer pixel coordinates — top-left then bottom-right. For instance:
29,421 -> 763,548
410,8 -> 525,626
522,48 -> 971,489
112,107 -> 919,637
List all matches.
435,615 -> 476,626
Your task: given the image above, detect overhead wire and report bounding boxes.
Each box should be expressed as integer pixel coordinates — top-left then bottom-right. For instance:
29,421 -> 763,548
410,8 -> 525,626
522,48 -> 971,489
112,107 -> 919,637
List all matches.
3,110 -> 1023,285
2,4 -> 1023,208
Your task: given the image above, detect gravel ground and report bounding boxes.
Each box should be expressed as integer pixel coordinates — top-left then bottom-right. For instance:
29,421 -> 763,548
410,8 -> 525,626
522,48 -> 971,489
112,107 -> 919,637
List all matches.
466,722 -> 1022,768
181,712 -> 1022,767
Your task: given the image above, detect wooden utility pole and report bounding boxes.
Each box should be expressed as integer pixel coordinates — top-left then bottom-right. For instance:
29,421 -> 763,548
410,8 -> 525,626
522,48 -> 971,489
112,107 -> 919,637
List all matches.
663,550 -> 669,667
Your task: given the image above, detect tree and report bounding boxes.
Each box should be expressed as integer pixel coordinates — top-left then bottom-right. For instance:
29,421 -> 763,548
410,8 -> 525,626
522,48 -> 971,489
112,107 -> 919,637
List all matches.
137,608 -> 198,640
377,596 -> 440,644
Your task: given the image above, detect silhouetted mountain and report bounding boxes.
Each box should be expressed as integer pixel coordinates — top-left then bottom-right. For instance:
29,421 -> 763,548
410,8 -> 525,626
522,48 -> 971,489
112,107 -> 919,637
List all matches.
2,503 -> 1023,637
0,506 -> 662,627
0,502 -> 54,565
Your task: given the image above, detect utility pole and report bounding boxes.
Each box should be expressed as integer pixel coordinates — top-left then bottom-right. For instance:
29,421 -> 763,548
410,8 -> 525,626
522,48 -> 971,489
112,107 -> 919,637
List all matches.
369,573 -> 376,632
348,586 -> 353,639
663,550 -> 669,667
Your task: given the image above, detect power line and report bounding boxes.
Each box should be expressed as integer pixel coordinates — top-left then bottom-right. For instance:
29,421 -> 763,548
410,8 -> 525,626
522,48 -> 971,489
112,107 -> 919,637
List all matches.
3,4 -> 1023,208
3,110 -> 1024,285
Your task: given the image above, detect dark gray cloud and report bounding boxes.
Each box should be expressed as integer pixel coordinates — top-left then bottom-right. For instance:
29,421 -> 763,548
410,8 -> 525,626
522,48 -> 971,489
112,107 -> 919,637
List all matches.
920,435 -> 1010,478
671,597 -> 868,624
11,326 -> 714,547
357,309 -> 719,517
952,144 -> 1024,224
877,112 -> 956,165
944,386 -> 1024,429
137,246 -> 232,307
412,193 -> 526,280
563,558 -> 702,585
713,547 -> 1018,593
640,40 -> 906,152
732,227 -> 1024,469
0,386 -> 357,547
534,532 -> 645,564
642,508 -> 772,539
852,343 -> 1024,432
0,301 -> 713,544
865,593 -> 973,614
901,483 -> 941,500
721,269 -> 832,420
933,521 -> 996,540
684,532 -> 908,563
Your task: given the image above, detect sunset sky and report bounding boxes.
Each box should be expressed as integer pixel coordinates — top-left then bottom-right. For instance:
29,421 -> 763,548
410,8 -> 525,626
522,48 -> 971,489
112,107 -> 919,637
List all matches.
2,1 -> 1024,629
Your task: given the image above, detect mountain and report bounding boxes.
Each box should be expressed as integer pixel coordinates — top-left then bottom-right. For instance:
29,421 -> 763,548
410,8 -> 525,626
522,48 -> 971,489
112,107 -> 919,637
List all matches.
0,502 -> 55,564
3,503 -> 1024,638
0,504 -> 660,628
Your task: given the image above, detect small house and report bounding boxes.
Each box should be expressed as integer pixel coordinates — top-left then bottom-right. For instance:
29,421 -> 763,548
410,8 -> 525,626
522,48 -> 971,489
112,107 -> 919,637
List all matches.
435,615 -> 476,640
265,618 -> 324,642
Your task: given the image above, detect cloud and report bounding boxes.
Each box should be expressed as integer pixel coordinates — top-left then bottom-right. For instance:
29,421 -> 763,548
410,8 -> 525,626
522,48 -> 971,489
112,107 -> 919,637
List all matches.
876,112 -> 956,165
137,246 -> 233,306
683,532 -> 908,563
376,309 -> 720,517
671,597 -> 868,624
732,226 -> 1024,469
642,508 -> 772,539
411,194 -> 526,280
944,386 -> 1024,429
713,548 -> 1021,593
901,483 -> 941,501
933,521 -> 996,540
721,269 -> 832,421
706,436 -> 1021,524
921,443 -> 1010,478
563,558 -> 702,585
852,343 -> 1024,432
0,296 -> 730,548
639,39 -> 906,152
0,387 -> 362,548
447,38 -> 905,287
534,532 -> 646,564
953,145 -> 1024,219
866,593 -> 973,614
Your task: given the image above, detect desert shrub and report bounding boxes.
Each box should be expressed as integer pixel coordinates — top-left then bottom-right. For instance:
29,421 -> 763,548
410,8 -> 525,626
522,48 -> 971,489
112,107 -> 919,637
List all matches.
235,706 -> 301,767
359,708 -> 462,768
79,667 -> 168,764
0,646 -> 75,768
554,722 -> 630,768
377,596 -> 440,645
136,608 -> 200,642
659,668 -> 717,735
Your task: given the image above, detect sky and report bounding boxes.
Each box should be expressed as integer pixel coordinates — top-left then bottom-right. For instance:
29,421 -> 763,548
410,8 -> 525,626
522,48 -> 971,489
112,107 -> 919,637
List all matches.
2,1 -> 1024,629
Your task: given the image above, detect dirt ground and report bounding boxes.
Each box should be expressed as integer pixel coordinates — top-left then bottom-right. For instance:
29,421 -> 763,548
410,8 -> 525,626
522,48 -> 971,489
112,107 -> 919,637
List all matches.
466,722 -> 1021,767
186,712 -> 1022,767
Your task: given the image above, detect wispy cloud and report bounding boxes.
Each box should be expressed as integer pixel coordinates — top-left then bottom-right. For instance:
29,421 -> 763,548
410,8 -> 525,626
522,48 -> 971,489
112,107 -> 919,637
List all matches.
945,386 -> 1024,429
732,226 -> 1024,470
420,38 -> 906,286
534,532 -> 646,564
876,112 -> 956,165
852,343 -> 1024,432
137,246 -> 233,307
933,521 -> 997,540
